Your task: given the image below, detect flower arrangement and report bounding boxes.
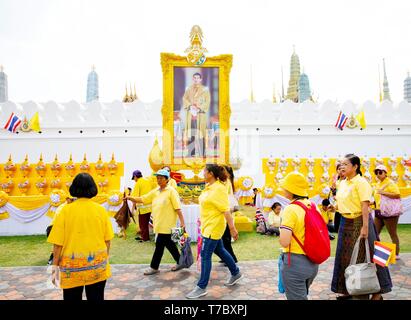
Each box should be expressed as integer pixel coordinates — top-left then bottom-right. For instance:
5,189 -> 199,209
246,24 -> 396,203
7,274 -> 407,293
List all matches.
20,155 -> 31,177
107,154 -> 118,176
0,179 -> 14,194
50,155 -> 62,177
107,191 -> 123,206
4,156 -> 16,177
50,179 -> 61,189
171,227 -> 189,249
49,189 -> 67,207
35,179 -> 48,194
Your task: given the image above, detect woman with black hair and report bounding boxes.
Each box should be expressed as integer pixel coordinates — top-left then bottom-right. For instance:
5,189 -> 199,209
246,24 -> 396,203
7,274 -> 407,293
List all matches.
186,164 -> 242,299
330,162 -> 344,232
47,173 -> 114,300
218,165 -> 238,263
331,154 -> 392,300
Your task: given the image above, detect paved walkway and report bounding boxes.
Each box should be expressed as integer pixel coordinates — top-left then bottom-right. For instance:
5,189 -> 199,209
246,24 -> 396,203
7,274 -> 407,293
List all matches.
1,255 -> 410,300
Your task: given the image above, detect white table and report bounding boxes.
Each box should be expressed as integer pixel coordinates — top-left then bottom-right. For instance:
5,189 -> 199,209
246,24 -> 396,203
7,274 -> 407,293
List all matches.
177,204 -> 200,242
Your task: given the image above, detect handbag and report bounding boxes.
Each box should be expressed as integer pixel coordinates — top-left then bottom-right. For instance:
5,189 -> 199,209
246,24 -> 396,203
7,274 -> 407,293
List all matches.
345,236 -> 381,295
380,194 -> 403,217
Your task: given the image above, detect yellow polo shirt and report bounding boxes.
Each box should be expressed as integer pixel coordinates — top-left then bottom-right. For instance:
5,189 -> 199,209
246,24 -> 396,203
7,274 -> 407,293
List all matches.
132,177 -> 152,215
280,199 -> 311,255
374,178 -> 400,209
168,178 -> 178,190
199,181 -> 230,240
47,198 -> 114,289
141,186 -> 181,234
319,207 -> 335,224
336,174 -> 372,219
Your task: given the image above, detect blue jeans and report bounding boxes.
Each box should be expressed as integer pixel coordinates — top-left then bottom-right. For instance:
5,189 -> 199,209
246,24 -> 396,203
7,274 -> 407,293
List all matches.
197,236 -> 240,289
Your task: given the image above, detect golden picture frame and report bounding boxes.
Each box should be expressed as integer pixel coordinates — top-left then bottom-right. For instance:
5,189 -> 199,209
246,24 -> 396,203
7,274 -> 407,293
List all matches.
160,52 -> 232,172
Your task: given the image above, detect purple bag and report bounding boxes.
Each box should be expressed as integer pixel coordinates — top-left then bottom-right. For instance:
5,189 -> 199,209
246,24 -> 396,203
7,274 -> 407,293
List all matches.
380,195 -> 403,217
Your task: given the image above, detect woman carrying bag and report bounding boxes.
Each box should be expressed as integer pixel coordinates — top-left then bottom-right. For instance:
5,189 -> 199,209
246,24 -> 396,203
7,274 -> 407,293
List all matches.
331,154 -> 392,300
373,165 -> 402,259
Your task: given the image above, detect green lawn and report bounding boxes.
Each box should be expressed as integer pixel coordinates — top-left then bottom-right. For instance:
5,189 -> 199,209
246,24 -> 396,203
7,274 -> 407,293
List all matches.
1,221 -> 410,267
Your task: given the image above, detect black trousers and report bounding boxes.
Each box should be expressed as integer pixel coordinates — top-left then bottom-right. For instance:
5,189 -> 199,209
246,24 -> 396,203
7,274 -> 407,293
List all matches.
217,224 -> 238,263
150,233 -> 180,270
63,280 -> 106,301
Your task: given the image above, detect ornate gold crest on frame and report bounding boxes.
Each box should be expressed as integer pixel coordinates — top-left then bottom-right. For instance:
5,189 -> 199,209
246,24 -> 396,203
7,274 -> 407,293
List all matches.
161,26 -> 232,171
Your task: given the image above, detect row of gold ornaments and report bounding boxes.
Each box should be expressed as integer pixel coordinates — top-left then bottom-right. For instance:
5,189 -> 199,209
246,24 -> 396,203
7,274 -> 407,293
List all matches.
0,154 -> 119,195
176,185 -> 204,204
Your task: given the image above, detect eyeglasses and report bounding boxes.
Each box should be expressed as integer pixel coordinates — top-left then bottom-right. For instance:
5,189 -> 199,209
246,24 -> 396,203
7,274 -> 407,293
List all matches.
375,170 -> 385,175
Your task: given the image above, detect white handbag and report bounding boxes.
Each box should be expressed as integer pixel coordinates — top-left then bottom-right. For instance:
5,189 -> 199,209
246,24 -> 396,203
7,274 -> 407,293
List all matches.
344,236 -> 381,296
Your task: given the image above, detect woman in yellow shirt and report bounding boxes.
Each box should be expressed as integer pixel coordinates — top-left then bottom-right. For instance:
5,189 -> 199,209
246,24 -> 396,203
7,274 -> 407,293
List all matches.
47,173 -> 114,301
126,169 -> 186,275
332,154 -> 392,300
373,165 -> 402,257
279,172 -> 319,300
186,164 -> 242,299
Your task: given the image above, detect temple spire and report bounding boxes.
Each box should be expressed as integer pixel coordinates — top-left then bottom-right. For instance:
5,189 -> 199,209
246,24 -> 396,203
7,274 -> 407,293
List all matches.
86,65 -> 99,102
272,82 -> 277,103
250,65 -> 255,103
0,64 -> 8,103
281,66 -> 285,102
286,46 -> 300,102
382,58 -> 392,101
404,71 -> 411,103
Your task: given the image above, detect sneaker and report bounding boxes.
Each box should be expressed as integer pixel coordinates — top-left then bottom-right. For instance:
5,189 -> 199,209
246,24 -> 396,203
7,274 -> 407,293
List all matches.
143,268 -> 159,275
135,236 -> 143,241
186,286 -> 208,299
225,272 -> 243,286
171,264 -> 185,272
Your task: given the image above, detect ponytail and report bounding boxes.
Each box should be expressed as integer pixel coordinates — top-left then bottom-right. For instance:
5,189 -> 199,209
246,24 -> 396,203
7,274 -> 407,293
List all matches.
344,153 -> 362,176
206,164 -> 228,182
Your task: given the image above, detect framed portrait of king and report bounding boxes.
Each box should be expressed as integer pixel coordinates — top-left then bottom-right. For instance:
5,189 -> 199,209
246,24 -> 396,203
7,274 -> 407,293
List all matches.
161,53 -> 232,170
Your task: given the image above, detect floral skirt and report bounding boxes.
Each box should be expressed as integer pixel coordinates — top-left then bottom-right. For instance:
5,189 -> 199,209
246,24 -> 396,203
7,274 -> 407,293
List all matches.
331,214 -> 392,294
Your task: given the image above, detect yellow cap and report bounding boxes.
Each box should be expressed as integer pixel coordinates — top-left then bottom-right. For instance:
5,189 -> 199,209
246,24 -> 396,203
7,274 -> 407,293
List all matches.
280,171 -> 309,197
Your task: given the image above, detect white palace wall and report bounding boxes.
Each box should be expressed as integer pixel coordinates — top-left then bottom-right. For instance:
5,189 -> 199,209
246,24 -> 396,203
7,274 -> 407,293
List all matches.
1,99 -> 411,225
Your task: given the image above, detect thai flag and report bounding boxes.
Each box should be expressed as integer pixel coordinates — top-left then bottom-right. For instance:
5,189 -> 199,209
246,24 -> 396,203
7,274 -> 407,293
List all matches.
373,241 -> 393,267
335,111 -> 348,130
4,113 -> 22,133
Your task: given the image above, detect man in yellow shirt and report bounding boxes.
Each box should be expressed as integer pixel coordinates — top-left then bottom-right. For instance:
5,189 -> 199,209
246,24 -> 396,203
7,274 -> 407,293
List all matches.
126,169 -> 186,275
131,170 -> 153,242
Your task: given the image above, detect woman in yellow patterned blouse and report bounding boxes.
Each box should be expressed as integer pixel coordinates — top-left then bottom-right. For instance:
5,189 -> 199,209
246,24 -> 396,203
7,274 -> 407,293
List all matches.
48,173 -> 114,301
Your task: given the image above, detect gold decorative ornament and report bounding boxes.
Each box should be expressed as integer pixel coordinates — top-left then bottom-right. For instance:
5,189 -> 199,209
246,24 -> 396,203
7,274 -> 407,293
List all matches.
20,155 -> 31,177
148,137 -> 164,172
35,154 -> 46,177
107,153 -> 118,176
80,154 -> 90,173
4,155 -> 16,178
65,154 -> 76,177
50,178 -> 62,189
35,178 -> 48,195
185,25 -> 207,65
238,176 -> 254,191
262,184 -> 276,199
97,178 -> 109,194
18,179 -> 30,195
95,153 -> 106,176
0,179 -> 14,194
50,154 -> 62,177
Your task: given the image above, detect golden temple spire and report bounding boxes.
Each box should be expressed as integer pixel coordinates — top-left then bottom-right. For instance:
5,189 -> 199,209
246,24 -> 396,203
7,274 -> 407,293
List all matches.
378,64 -> 383,102
133,83 -> 138,101
250,65 -> 255,103
272,82 -> 277,103
123,84 -> 130,103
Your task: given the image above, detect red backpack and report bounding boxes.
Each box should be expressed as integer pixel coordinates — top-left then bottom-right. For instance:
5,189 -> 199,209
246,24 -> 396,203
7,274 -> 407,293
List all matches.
288,200 -> 331,265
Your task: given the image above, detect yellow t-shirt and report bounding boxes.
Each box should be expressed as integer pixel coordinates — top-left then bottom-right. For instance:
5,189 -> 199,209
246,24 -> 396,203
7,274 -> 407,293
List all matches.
336,174 -> 372,219
268,210 -> 281,227
199,181 -> 230,240
319,207 -> 335,224
47,198 -> 114,289
168,178 -> 178,190
374,178 -> 400,209
141,186 -> 181,234
280,199 -> 312,255
132,177 -> 153,215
